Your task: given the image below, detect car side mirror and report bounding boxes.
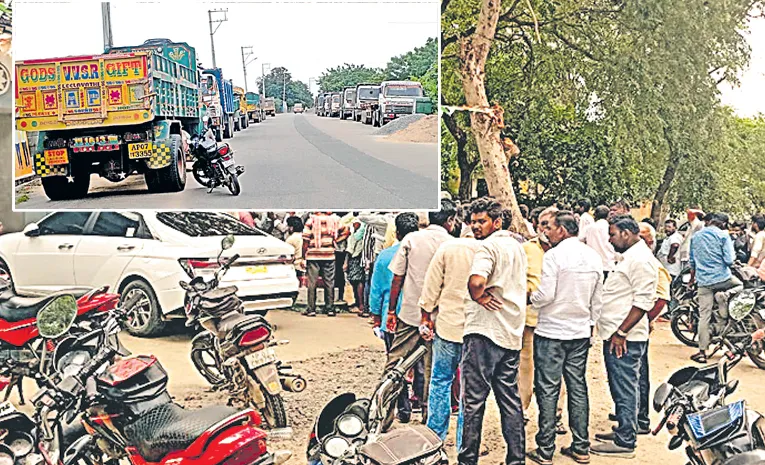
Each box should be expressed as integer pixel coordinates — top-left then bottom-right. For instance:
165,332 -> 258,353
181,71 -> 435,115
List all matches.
23,223 -> 40,237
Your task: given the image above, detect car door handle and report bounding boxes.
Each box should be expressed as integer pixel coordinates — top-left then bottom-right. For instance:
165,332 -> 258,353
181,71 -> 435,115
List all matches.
117,245 -> 136,252
58,243 -> 74,250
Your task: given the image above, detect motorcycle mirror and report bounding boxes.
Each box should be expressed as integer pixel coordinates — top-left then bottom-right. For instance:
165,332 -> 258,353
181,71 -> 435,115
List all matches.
37,294 -> 78,339
221,234 -> 235,250
668,435 -> 684,450
653,383 -> 672,413
726,379 -> 739,395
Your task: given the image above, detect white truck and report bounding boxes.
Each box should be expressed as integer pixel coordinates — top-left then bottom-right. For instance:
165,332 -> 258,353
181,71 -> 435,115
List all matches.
371,80 -> 426,127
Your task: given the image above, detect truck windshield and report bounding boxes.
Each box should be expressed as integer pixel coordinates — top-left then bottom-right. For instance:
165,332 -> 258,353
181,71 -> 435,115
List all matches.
201,76 -> 217,96
344,90 -> 355,100
332,95 -> 340,103
384,85 -> 423,97
246,93 -> 258,104
358,87 -> 381,100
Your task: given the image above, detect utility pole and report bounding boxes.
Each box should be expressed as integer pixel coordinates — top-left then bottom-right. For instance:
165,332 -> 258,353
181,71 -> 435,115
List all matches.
262,63 -> 270,98
283,71 -> 287,113
101,2 -> 113,50
207,8 -> 228,68
240,46 -> 257,93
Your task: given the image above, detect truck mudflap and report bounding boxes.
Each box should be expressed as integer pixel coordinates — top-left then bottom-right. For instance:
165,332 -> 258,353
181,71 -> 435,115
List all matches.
33,150 -> 68,178
144,121 -> 174,170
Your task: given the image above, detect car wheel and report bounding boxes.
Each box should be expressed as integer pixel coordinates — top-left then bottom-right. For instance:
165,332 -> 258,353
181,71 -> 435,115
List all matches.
0,259 -> 14,292
121,279 -> 166,337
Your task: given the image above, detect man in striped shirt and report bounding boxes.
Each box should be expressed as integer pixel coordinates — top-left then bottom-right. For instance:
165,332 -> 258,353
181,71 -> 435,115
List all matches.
303,212 -> 344,317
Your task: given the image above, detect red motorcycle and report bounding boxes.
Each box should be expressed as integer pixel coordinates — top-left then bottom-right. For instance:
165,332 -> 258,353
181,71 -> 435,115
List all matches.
0,280 -> 121,403
19,294 -> 292,465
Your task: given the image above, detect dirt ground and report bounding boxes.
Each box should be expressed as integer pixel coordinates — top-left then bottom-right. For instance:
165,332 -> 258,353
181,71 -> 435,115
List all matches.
384,115 -> 438,144
11,311 -> 765,464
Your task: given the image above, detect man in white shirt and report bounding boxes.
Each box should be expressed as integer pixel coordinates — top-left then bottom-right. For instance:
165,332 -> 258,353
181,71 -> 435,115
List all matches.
462,198 -> 528,465
526,212 -> 603,465
748,214 -> 765,267
576,199 -> 594,241
584,206 -> 616,280
658,219 -> 683,278
678,209 -> 704,268
591,216 -> 658,459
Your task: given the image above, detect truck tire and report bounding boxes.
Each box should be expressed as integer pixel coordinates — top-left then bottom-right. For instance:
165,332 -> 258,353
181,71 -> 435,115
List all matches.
234,119 -> 240,132
146,134 -> 186,193
41,169 -> 90,201
121,279 -> 166,337
223,118 -> 232,139
215,128 -> 223,142
243,116 -> 249,129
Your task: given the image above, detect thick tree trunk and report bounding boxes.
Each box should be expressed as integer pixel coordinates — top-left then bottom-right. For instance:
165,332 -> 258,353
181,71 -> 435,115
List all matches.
652,126 -> 683,225
459,0 -> 531,235
442,111 -> 475,201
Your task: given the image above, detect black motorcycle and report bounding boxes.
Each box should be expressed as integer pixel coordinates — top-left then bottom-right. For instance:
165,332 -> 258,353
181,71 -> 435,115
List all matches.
652,334 -> 765,465
670,264 -> 765,369
190,136 -> 244,195
307,346 -> 445,465
183,235 -> 305,430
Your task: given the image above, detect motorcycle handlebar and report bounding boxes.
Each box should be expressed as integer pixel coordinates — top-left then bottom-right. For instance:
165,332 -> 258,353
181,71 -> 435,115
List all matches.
398,346 -> 427,374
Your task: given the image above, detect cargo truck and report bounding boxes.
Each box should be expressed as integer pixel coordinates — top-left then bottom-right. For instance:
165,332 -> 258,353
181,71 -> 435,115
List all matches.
245,92 -> 264,123
263,97 -> 276,117
355,84 -> 380,124
232,86 -> 249,131
340,86 -> 356,120
15,38 -> 199,200
329,93 -> 341,118
372,80 -> 427,127
201,68 -> 235,141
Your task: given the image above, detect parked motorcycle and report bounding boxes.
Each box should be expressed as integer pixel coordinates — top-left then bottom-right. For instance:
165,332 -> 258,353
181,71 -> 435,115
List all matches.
3,293 -> 292,465
670,264 -> 765,368
307,345 -> 446,465
0,279 -> 121,404
183,235 -> 305,430
189,135 -> 245,196
652,333 -> 765,465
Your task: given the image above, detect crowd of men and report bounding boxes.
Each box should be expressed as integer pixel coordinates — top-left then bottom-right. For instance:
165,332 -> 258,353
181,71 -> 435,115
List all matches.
226,202 -> 765,465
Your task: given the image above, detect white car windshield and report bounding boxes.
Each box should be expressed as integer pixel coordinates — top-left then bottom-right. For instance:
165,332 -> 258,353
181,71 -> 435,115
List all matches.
156,212 -> 265,237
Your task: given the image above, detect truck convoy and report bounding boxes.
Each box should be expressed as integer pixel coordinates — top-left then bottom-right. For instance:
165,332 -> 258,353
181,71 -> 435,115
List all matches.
245,92 -> 264,123
15,38 -> 198,199
232,86 -> 249,131
315,80 -> 431,127
201,68 -> 235,141
263,97 -> 276,117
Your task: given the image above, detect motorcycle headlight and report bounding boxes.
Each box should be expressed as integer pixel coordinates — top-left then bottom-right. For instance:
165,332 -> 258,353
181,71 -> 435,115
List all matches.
729,290 -> 756,321
336,414 -> 364,437
323,436 -> 350,458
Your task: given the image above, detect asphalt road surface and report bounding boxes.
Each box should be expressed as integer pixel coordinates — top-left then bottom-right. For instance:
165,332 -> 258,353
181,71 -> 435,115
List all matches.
15,112 -> 439,210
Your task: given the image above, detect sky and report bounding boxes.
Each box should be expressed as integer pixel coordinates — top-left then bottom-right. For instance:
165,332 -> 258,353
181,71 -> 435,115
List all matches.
15,0 -> 438,95
716,17 -> 765,117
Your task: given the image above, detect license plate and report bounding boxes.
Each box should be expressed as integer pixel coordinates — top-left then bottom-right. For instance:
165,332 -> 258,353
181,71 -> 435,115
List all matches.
44,148 -> 68,166
222,158 -> 235,168
246,348 -> 276,368
246,265 -> 268,275
128,142 -> 153,159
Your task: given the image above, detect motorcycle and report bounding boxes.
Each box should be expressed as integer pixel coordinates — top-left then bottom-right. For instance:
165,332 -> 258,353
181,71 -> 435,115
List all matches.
670,264 -> 765,369
0,279 -> 121,404
189,135 -> 245,196
652,333 -> 765,465
3,293 -> 292,465
307,345 -> 446,465
183,234 -> 305,430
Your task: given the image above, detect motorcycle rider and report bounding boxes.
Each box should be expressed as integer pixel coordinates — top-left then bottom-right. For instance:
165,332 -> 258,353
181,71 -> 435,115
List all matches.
688,212 -> 743,364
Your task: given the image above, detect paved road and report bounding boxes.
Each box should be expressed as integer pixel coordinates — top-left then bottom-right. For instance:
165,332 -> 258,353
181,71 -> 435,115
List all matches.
15,112 -> 439,210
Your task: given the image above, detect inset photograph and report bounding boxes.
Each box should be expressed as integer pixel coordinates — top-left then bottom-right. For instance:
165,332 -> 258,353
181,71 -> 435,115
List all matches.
14,1 -> 439,210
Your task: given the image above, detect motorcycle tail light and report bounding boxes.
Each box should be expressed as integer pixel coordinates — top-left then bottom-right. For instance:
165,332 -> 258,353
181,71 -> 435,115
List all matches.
218,145 -> 230,156
179,258 -> 219,270
238,326 -> 271,347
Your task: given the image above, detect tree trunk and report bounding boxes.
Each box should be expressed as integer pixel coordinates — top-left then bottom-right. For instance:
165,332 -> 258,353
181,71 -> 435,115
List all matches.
442,110 -> 475,201
459,0 -> 531,236
651,126 -> 682,225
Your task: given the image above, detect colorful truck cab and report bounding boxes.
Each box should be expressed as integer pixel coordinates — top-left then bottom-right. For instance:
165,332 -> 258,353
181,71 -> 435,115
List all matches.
245,92 -> 264,123
15,39 -> 199,200
232,86 -> 248,131
200,68 -> 235,142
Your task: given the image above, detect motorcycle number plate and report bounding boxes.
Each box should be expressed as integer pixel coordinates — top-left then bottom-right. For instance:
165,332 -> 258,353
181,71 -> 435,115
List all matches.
246,265 -> 268,275
128,142 -> 153,159
222,157 -> 235,168
246,347 -> 277,368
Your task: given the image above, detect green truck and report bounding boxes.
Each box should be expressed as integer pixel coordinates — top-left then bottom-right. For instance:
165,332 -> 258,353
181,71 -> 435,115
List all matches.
245,92 -> 265,123
15,38 -> 201,199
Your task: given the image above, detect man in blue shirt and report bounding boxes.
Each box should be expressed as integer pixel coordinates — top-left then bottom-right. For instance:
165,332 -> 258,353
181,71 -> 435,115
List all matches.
369,212 -> 420,422
689,212 -> 743,363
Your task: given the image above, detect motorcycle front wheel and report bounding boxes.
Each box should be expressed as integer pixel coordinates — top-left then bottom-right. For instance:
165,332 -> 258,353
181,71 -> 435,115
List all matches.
190,343 -> 226,386
227,172 -> 241,196
744,314 -> 765,369
671,307 -> 700,348
192,162 -> 214,188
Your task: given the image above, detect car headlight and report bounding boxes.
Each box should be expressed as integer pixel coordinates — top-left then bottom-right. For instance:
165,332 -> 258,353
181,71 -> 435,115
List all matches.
336,414 -> 364,437
729,290 -> 757,321
323,436 -> 350,458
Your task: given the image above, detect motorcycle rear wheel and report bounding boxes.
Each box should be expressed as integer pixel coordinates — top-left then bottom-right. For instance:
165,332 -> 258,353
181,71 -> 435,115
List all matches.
671,308 -> 700,348
262,391 -> 288,429
227,172 -> 241,196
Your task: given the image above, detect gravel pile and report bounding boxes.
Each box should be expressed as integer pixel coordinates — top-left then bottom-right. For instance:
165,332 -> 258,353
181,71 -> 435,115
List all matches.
372,114 -> 427,136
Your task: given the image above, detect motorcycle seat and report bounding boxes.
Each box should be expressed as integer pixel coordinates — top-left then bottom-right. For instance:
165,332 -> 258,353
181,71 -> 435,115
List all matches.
216,311 -> 262,334
0,289 -> 88,323
679,380 -> 710,403
123,402 -> 238,463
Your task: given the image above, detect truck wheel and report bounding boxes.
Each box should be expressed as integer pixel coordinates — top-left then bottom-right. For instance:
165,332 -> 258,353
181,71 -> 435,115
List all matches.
243,117 -> 249,129
121,279 -> 166,337
234,119 -> 240,132
215,129 -> 223,142
41,170 -> 90,201
146,135 -> 186,193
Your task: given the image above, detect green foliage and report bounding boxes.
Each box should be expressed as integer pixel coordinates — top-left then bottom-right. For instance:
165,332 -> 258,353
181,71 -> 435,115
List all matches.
256,67 -> 313,109
385,37 -> 438,81
318,64 -> 385,93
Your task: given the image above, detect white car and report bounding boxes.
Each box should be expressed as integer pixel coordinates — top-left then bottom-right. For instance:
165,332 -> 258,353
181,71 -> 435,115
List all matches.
0,211 -> 299,336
